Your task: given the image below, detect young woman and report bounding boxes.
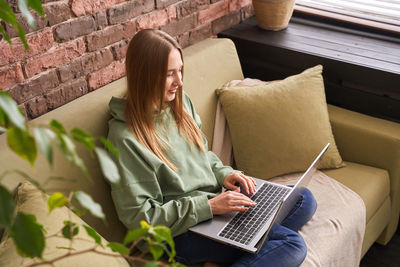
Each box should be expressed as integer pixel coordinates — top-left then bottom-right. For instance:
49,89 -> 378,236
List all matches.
107,29 -> 317,266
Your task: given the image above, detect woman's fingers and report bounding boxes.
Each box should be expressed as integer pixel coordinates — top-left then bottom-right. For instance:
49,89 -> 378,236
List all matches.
235,174 -> 256,195
209,191 -> 256,215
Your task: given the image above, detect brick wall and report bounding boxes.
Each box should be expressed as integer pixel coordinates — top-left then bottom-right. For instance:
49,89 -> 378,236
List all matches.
0,0 -> 254,119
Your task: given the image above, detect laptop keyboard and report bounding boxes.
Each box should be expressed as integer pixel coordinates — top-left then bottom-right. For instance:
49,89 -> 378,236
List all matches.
218,183 -> 290,245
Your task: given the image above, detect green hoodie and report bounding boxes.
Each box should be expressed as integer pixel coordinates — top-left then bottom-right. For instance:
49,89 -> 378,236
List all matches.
107,92 -> 235,237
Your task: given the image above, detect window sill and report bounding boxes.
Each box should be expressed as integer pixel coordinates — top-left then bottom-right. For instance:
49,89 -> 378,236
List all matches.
218,16 -> 400,122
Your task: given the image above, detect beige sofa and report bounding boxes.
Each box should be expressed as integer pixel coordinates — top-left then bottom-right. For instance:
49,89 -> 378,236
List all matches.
1,38 -> 400,265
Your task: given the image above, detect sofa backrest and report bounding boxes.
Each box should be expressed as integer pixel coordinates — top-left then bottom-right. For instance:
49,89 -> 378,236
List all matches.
0,38 -> 243,241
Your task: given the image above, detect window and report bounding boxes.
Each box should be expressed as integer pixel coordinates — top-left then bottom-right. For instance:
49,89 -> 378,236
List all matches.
295,0 -> 400,33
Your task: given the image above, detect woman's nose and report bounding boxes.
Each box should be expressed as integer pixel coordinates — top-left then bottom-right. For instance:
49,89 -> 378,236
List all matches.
175,73 -> 183,86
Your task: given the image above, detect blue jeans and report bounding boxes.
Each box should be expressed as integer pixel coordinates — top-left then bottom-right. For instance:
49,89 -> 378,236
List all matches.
174,188 -> 317,267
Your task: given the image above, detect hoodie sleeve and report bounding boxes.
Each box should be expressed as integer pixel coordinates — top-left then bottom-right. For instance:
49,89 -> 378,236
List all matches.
107,124 -> 212,237
183,92 -> 235,186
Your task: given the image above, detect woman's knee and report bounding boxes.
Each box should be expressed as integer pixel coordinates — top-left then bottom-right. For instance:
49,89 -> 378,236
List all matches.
286,231 -> 307,265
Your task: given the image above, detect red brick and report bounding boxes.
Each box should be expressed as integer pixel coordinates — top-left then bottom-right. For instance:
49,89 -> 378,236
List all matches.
177,0 -> 197,19
88,59 -> 126,90
26,96 -> 48,119
196,0 -> 209,10
156,0 -> 179,9
24,38 -> 86,78
95,11 -> 108,30
136,7 -> 177,30
0,28 -> 54,66
112,40 -> 129,60
86,25 -> 124,52
54,16 -> 96,42
108,0 -> 155,24
198,0 -> 229,25
122,20 -> 136,39
8,69 -> 59,104
4,12 -> 48,38
212,11 -> 241,34
71,0 -> 125,17
160,14 -> 197,37
241,4 -> 254,21
239,0 -> 252,8
189,24 -> 212,45
176,32 -> 190,48
0,64 -> 24,89
44,0 -> 73,26
46,77 -> 88,110
58,48 -> 114,82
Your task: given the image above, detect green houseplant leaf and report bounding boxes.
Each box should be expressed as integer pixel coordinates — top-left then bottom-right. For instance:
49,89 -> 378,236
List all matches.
74,191 -> 105,220
10,212 -> 44,258
107,242 -> 129,255
0,185 -> 15,227
123,227 -> 148,245
0,0 -> 28,49
83,225 -> 102,245
148,244 -> 164,261
33,127 -> 56,166
48,192 -> 68,213
62,221 -> 79,239
71,128 -> 95,151
142,262 -> 160,267
94,147 -> 120,184
7,126 -> 37,166
0,91 -> 26,130
27,0 -> 45,16
98,137 -> 119,158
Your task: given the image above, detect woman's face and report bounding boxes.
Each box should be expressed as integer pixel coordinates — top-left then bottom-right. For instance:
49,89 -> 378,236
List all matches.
164,48 -> 183,102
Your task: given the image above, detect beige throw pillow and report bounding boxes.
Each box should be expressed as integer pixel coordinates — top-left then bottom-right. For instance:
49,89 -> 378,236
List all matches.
216,65 -> 344,180
0,182 -> 129,267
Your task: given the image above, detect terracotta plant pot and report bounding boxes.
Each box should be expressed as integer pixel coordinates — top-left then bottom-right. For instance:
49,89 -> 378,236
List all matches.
252,0 -> 296,31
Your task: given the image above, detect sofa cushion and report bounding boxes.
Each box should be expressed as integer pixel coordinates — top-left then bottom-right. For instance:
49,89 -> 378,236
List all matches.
323,161 -> 390,223
216,65 -> 344,180
0,182 -> 130,267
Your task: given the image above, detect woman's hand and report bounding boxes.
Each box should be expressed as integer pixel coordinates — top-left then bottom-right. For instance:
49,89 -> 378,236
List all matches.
223,171 -> 257,196
208,191 -> 256,215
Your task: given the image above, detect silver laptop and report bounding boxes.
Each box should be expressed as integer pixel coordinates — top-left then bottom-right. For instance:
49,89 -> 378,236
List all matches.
189,143 -> 330,253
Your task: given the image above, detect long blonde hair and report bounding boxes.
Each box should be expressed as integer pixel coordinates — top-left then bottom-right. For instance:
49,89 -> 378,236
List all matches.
124,29 -> 205,171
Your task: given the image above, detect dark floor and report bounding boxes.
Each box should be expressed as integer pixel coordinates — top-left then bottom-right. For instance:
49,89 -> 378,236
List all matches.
360,227 -> 400,267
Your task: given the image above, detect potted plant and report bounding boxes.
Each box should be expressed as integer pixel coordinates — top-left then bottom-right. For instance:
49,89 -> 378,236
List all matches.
252,0 -> 296,31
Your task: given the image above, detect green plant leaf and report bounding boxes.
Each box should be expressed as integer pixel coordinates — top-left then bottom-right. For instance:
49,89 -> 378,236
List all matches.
0,23 -> 11,44
94,147 -> 120,184
0,92 -> 26,130
149,244 -> 164,261
10,212 -> 44,258
0,108 -> 9,128
71,128 -> 95,151
0,185 -> 15,227
55,133 -> 89,178
107,242 -> 129,255
7,126 -> 37,166
150,225 -> 175,261
49,119 -> 67,135
142,262 -> 160,267
17,0 -> 35,28
98,137 -> 119,158
33,127 -> 56,166
83,225 -> 102,245
74,191 -> 105,220
61,221 -> 79,239
48,192 -> 68,213
27,0 -> 45,16
123,228 -> 148,245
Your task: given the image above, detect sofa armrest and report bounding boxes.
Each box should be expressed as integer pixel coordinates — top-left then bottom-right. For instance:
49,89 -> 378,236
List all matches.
327,104 -> 400,243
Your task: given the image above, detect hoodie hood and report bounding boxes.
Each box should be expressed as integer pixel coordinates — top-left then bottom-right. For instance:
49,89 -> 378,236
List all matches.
109,97 -> 126,122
